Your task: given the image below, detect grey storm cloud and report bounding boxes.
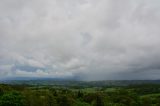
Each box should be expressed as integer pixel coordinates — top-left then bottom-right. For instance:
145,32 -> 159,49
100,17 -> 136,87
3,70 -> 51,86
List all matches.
0,0 -> 160,80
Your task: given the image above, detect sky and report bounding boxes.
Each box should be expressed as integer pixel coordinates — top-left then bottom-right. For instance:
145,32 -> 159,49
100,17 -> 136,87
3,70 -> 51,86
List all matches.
0,0 -> 160,80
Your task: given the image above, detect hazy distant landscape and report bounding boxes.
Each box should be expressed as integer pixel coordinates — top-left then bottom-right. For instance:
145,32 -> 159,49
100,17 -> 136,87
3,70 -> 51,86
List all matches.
2,79 -> 160,87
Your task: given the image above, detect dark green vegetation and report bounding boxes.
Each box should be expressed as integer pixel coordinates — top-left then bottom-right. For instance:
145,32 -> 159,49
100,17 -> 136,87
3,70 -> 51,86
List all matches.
1,80 -> 160,106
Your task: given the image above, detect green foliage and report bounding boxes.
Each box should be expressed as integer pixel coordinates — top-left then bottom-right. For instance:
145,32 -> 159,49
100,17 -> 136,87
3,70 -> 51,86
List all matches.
140,97 -> 152,106
104,89 -> 140,106
0,91 -> 25,106
0,83 -> 160,106
73,100 -> 91,106
77,90 -> 84,98
57,95 -> 73,106
0,88 -> 4,96
23,90 -> 58,106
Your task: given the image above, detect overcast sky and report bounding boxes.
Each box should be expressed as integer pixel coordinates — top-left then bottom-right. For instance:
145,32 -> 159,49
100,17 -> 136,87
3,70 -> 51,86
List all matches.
0,0 -> 160,80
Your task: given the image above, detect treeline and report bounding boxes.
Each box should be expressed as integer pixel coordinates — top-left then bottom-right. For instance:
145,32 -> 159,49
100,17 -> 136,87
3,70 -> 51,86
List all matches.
0,84 -> 160,106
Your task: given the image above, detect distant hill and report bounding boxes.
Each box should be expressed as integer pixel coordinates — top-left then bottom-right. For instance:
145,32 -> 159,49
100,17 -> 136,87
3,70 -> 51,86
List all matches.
1,78 -> 160,87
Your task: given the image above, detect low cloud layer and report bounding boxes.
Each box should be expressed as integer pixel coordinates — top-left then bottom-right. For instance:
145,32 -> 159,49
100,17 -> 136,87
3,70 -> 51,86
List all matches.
0,0 -> 160,80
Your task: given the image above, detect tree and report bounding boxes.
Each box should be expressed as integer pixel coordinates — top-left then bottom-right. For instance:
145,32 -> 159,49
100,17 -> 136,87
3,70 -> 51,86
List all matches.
45,92 -> 57,106
58,95 -> 72,106
0,88 -> 4,96
141,97 -> 152,106
93,94 -> 104,106
77,91 -> 83,98
0,91 -> 25,106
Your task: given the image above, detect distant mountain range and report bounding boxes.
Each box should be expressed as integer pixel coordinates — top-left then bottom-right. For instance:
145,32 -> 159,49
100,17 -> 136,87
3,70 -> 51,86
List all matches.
0,76 -> 80,81
1,77 -> 160,87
